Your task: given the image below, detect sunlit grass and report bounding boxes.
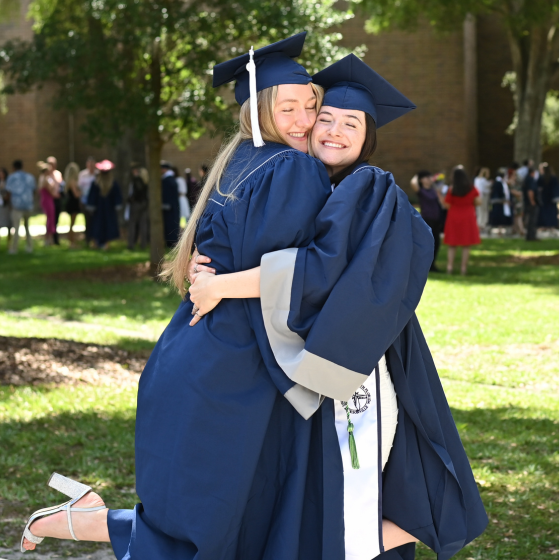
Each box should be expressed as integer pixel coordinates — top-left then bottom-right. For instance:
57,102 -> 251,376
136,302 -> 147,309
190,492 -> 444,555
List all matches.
0,234 -> 557,558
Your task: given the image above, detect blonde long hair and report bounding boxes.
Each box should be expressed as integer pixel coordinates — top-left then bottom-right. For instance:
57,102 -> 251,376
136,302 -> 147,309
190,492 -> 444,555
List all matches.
97,170 -> 114,197
64,162 -> 80,188
161,83 -> 324,296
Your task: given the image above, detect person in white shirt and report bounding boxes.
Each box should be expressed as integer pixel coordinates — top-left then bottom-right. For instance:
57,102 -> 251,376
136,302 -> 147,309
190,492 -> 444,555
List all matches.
173,166 -> 191,223
474,167 -> 492,230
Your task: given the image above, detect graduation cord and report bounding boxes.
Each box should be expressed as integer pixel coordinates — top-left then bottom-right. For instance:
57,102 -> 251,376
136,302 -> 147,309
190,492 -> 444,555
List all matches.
344,403 -> 360,469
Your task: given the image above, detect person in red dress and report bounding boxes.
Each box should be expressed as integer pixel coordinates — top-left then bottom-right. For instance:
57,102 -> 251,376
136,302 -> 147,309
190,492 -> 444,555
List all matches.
443,166 -> 481,275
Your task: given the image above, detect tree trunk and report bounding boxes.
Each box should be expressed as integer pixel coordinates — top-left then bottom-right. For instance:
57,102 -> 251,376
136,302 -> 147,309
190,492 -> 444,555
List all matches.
146,126 -> 165,276
507,22 -> 558,164
463,14 -> 478,175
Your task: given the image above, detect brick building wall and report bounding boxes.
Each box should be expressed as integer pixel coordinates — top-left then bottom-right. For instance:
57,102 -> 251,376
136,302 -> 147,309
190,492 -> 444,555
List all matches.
161,17 -> 471,189
1,3 -> 550,188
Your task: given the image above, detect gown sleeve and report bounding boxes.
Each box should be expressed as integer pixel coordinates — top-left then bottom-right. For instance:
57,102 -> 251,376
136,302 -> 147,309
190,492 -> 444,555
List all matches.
223,151 -> 332,418
260,168 -> 434,401
384,316 -> 488,559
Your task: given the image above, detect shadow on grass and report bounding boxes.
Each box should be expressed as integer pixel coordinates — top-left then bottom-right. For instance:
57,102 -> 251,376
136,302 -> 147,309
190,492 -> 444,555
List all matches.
431,238 -> 559,289
1,411 -> 137,511
1,403 -> 557,556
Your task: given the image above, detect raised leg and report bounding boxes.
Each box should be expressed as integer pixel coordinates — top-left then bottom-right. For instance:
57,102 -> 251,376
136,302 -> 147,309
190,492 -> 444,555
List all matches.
22,491 -> 110,551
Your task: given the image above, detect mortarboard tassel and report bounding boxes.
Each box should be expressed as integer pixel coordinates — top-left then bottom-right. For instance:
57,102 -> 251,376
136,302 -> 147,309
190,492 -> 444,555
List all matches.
246,47 -> 265,148
344,402 -> 360,469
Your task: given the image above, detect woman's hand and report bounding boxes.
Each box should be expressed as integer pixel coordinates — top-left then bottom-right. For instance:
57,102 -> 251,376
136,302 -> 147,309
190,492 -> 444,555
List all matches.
187,249 -> 215,284
189,271 -> 222,326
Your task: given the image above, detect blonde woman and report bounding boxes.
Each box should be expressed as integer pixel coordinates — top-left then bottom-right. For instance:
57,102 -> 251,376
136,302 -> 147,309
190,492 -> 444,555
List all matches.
21,34 -> 335,560
86,160 -> 122,250
37,161 -> 59,247
64,162 -> 81,248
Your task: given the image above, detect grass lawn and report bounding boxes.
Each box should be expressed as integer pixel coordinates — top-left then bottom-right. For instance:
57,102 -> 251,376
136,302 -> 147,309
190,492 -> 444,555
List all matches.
0,234 -> 557,558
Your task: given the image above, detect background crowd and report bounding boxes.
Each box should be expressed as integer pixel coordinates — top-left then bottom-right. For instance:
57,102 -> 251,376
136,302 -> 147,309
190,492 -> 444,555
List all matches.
0,156 -> 208,254
0,155 -> 557,264
411,160 -> 559,275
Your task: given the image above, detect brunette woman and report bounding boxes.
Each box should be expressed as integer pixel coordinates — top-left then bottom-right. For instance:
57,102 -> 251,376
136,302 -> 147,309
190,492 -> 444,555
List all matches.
189,56 -> 487,560
443,166 -> 481,275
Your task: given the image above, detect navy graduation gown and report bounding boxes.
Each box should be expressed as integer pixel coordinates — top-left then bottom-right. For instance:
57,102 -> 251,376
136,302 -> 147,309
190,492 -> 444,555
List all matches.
260,164 -> 487,559
108,142 -> 340,560
86,181 -> 122,246
488,179 -> 512,227
161,174 -> 180,247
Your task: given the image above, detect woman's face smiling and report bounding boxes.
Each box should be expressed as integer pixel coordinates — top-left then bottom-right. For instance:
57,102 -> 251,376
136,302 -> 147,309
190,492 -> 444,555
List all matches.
274,83 -> 318,153
311,106 -> 367,176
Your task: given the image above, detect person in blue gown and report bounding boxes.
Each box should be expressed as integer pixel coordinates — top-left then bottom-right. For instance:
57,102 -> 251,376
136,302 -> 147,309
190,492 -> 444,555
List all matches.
160,161 -> 181,247
489,170 -> 513,229
537,163 -> 559,229
86,160 -> 123,249
21,33 -> 356,560
188,55 -> 488,560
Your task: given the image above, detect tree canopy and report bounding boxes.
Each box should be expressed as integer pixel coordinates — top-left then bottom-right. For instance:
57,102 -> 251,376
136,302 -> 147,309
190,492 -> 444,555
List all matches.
2,0 -> 351,146
0,0 -> 353,266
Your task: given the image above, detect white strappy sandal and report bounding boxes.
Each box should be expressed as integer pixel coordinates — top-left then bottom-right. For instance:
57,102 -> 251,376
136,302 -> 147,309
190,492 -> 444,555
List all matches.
21,473 -> 107,552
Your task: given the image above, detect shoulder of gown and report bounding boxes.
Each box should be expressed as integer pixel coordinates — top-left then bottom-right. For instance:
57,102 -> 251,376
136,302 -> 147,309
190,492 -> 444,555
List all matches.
211,141 -> 330,204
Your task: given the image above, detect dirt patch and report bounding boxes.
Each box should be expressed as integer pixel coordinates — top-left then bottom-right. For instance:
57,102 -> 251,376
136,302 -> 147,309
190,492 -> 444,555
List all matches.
505,254 -> 559,266
0,336 -> 149,387
46,262 -> 154,283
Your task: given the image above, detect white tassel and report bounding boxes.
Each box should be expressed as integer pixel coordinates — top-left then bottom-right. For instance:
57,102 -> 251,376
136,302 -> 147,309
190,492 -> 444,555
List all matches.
246,47 -> 265,148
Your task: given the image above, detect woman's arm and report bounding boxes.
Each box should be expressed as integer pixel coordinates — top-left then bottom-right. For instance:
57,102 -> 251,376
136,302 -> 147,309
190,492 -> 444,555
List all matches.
382,519 -> 419,551
189,267 -> 261,326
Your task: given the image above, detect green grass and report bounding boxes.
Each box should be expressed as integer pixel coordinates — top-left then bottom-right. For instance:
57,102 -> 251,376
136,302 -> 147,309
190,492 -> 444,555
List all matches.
0,235 -> 557,558
0,236 -> 178,351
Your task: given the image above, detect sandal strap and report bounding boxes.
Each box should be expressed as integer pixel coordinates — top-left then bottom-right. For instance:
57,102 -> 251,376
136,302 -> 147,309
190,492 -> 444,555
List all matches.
60,504 -> 107,540
23,526 -> 44,545
67,503 -> 77,541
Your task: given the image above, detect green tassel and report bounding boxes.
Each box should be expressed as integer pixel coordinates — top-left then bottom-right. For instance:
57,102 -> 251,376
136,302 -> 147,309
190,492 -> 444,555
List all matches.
347,422 -> 360,469
344,403 -> 360,469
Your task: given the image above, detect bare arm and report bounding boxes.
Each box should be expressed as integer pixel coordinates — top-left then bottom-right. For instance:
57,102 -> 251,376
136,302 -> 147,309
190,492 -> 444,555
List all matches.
188,266 -> 261,326
473,196 -> 482,206
410,175 -> 420,193
382,519 -> 419,550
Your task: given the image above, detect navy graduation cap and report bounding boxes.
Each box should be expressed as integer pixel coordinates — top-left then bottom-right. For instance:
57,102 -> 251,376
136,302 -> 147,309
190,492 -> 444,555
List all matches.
313,54 -> 416,128
213,32 -> 312,147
